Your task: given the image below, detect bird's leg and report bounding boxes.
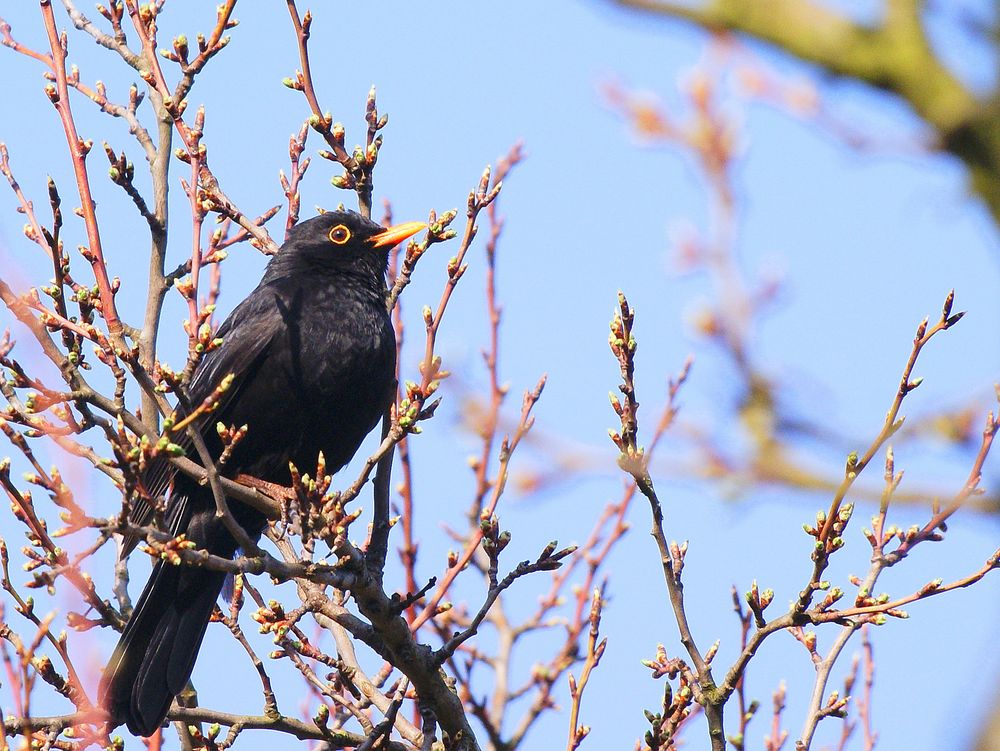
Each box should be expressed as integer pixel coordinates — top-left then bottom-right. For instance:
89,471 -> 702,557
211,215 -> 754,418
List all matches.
234,473 -> 295,503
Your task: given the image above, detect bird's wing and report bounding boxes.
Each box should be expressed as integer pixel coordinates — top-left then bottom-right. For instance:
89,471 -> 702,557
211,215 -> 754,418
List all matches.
123,288 -> 281,554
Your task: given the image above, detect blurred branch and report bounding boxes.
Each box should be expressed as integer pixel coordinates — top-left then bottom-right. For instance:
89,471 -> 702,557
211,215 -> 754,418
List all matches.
977,690 -> 1000,751
603,49 -> 1000,524
610,0 -> 1000,222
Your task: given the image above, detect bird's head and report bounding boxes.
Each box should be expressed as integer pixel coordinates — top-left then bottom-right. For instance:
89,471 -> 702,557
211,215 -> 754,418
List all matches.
273,209 -> 426,280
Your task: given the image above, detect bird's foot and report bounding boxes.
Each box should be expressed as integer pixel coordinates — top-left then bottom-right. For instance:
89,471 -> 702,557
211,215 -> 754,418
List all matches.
234,473 -> 295,503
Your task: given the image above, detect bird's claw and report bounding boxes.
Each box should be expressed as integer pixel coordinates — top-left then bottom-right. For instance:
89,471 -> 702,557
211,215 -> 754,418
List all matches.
234,473 -> 295,503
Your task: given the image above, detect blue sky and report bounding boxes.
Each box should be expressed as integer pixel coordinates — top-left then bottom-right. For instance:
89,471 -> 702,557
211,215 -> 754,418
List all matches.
0,2 -> 998,750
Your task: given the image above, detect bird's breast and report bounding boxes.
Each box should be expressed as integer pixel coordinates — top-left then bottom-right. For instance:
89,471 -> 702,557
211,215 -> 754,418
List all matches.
229,282 -> 395,480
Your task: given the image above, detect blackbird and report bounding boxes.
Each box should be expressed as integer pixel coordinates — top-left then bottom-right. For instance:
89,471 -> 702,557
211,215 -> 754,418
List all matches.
100,210 -> 425,736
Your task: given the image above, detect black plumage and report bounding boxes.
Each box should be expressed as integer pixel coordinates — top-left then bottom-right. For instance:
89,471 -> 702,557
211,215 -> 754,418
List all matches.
100,210 -> 425,736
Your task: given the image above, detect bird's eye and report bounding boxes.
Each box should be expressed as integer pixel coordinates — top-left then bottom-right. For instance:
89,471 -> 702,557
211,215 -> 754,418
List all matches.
328,224 -> 351,245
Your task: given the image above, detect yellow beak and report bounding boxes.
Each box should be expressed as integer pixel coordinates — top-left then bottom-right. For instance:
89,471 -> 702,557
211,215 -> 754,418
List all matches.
369,221 -> 427,248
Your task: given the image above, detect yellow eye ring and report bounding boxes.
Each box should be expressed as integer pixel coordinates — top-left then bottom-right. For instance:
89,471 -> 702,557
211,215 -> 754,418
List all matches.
328,224 -> 351,245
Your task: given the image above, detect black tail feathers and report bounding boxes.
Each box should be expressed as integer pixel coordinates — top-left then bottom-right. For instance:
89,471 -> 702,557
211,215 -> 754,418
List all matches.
100,560 -> 225,736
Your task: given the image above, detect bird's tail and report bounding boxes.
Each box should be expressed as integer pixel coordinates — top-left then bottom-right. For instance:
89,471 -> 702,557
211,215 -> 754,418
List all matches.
100,559 -> 226,736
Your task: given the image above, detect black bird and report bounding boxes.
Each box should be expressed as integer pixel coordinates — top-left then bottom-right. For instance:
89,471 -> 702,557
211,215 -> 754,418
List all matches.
100,210 -> 425,736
